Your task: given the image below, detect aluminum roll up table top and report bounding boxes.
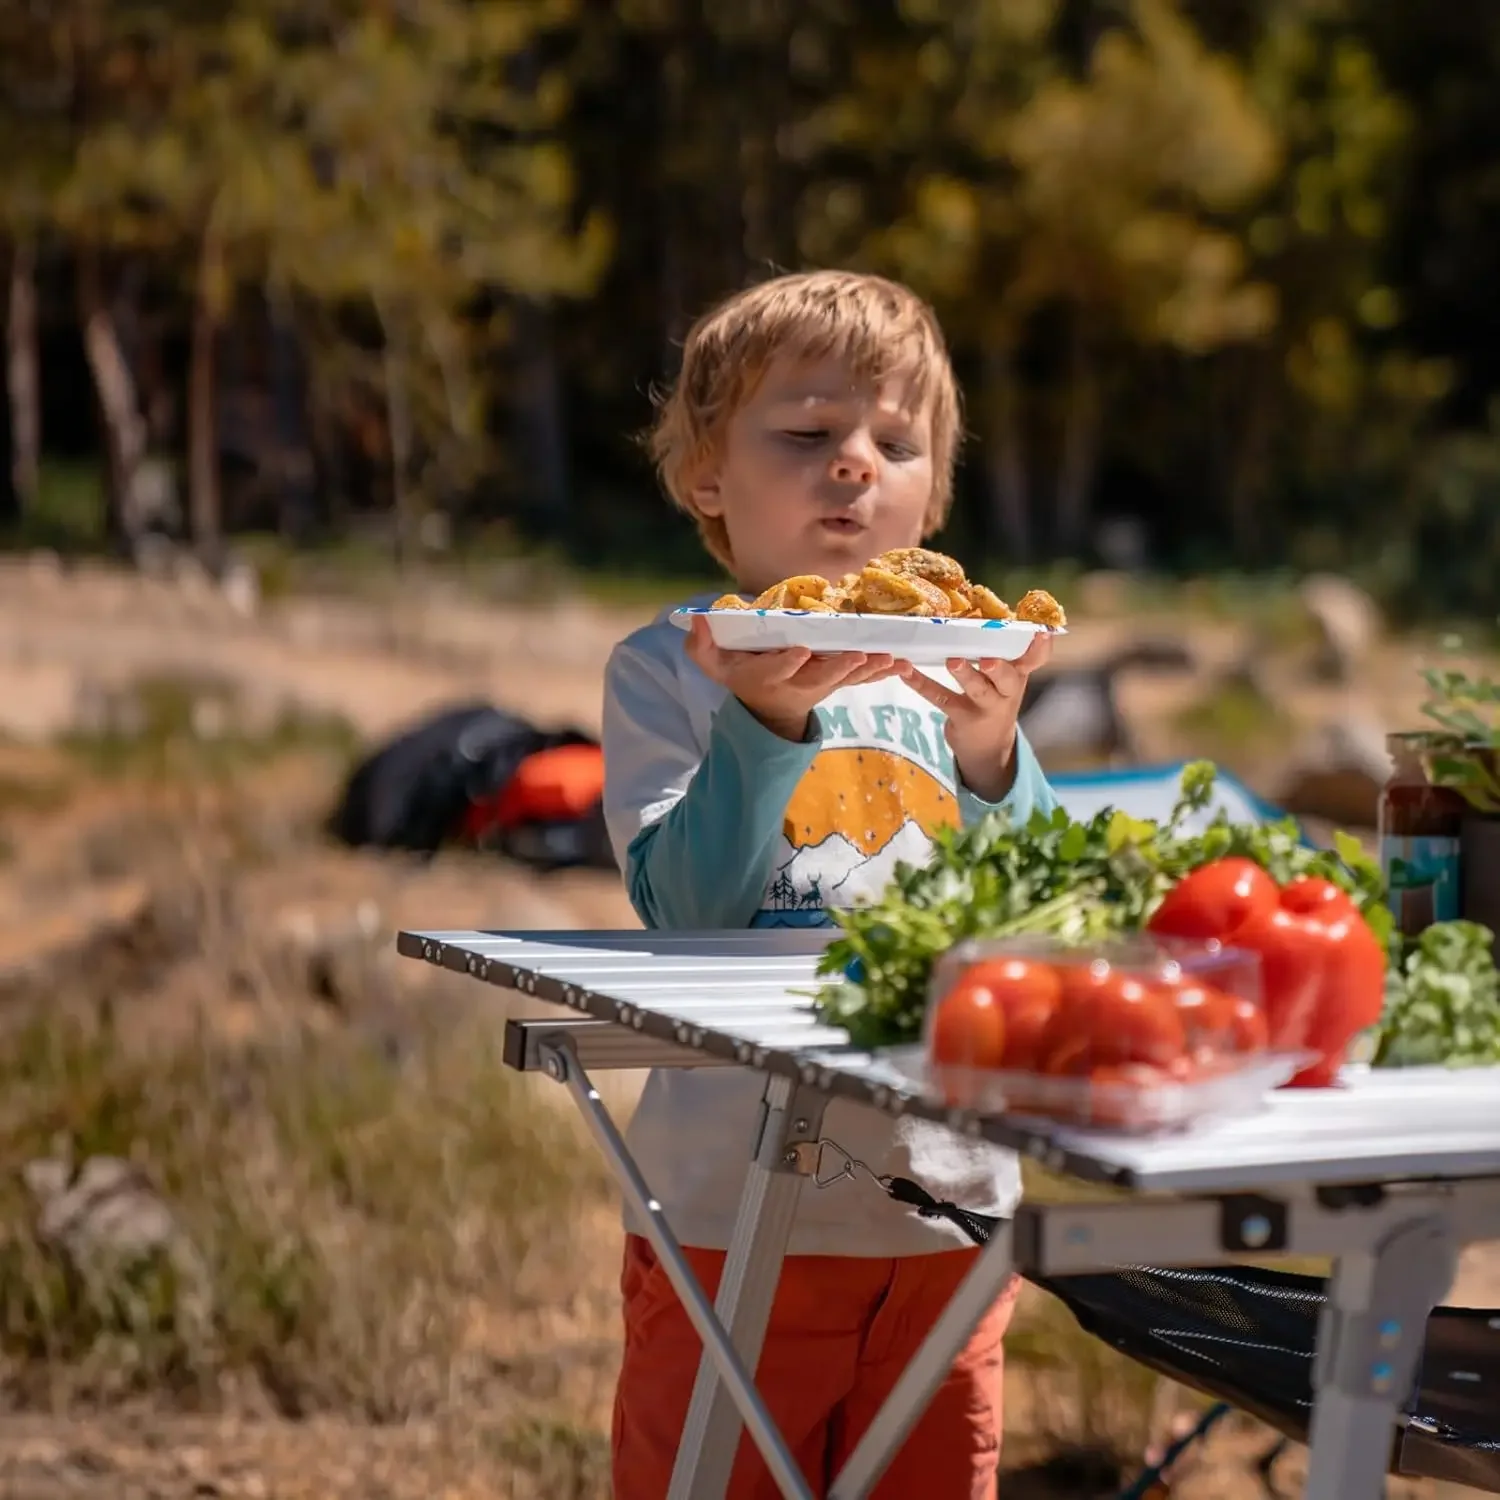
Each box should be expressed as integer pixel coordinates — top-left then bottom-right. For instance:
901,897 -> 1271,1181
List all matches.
398,926 -> 1500,1500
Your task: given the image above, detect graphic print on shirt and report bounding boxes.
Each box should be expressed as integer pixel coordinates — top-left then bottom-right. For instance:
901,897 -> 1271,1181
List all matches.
755,698 -> 959,927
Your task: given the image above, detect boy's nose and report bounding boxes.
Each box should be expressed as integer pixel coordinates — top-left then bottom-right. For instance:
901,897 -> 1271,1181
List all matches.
830,442 -> 876,486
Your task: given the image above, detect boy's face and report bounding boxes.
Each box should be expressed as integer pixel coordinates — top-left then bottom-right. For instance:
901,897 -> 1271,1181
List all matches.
690,353 -> 937,595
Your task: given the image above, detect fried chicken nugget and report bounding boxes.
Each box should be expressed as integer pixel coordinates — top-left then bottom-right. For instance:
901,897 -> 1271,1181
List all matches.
1015,588 -> 1067,628
711,592 -> 751,610
857,566 -> 951,616
942,582 -> 976,615
871,547 -> 968,589
967,584 -> 1015,621
753,574 -> 835,610
825,573 -> 863,611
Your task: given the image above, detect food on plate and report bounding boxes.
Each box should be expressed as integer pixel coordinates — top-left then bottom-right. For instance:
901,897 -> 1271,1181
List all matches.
1014,588 -> 1067,629
966,584 -> 1015,621
856,566 -> 950,615
873,546 -> 968,589
707,548 -> 1066,624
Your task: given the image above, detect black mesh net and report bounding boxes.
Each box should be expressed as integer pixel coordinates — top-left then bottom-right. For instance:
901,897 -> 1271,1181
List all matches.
1030,1264 -> 1500,1494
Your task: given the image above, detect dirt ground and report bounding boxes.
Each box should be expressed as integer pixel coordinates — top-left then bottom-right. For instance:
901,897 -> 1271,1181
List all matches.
0,555 -> 1496,1499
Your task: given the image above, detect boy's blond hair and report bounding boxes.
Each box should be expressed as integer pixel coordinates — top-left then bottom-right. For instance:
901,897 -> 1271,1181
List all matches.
649,270 -> 963,572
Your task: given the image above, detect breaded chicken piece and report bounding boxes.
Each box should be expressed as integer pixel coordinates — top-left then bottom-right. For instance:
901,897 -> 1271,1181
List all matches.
752,574 -> 835,610
1015,588 -> 1067,628
711,592 -> 751,609
857,566 -> 951,615
870,547 -> 968,589
967,584 -> 1015,621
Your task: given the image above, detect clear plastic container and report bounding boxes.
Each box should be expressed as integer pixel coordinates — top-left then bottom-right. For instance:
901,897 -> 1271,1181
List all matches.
919,935 -> 1310,1133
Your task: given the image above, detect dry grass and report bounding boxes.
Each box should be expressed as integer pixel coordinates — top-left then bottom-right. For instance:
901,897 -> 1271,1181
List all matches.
0,1003 -> 613,1425
0,679 -> 1340,1498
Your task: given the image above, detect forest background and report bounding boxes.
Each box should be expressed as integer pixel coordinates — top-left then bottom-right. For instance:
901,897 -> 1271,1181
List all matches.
4,0 -> 1500,618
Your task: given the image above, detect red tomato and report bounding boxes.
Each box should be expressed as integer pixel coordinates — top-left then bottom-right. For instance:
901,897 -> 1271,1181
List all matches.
1227,907 -> 1328,1052
1286,911 -> 1386,1088
1086,1063 -> 1166,1128
1166,1052 -> 1199,1081
1090,1061 -> 1166,1087
928,976 -> 1007,1070
1037,968 -> 1186,1075
1147,858 -> 1279,943
959,958 -> 1062,1070
1162,981 -> 1269,1056
1280,876 -> 1359,921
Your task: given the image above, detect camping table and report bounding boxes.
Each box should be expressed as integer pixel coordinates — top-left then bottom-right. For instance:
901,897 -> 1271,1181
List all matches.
397,927 -> 1500,1500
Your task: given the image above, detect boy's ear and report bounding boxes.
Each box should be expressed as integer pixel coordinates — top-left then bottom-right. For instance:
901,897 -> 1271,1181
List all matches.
688,459 -> 725,518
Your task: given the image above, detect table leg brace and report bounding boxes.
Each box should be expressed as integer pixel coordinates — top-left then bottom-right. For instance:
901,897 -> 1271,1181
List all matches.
670,1076 -> 827,1500
827,1216 -> 1017,1500
1304,1214 -> 1460,1500
537,1039 -> 816,1500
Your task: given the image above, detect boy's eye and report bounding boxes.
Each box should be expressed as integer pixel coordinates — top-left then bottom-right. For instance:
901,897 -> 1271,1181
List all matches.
782,429 -> 828,444
880,440 -> 919,459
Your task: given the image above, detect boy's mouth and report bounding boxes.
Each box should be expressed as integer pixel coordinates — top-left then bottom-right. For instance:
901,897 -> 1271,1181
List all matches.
818,516 -> 865,536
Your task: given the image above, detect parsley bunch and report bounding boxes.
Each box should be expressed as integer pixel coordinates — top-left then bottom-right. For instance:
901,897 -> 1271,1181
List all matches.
813,761 -> 1389,1050
1374,920 -> 1500,1067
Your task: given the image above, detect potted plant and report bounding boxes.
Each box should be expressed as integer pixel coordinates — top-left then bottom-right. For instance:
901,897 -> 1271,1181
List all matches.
1420,658 -> 1500,949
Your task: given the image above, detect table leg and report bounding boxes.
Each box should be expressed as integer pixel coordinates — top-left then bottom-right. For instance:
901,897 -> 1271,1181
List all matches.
669,1075 -> 827,1500
538,1038 -> 816,1500
1304,1214 -> 1460,1500
826,1216 -> 1017,1500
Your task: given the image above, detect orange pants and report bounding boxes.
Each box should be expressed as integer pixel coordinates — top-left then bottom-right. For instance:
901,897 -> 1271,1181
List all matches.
611,1234 -> 1020,1500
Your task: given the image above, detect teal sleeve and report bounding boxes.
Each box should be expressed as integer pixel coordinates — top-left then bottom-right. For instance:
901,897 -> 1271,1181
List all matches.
956,729 -> 1059,828
625,696 -> 822,930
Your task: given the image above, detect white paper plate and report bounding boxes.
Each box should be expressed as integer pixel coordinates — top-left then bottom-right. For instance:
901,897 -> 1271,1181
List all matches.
670,607 -> 1063,665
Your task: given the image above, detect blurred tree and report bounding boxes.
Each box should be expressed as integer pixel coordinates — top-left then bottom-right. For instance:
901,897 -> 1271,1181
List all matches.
57,0 -> 609,558
1217,0 -> 1423,562
795,0 -> 1277,557
0,2 -> 75,525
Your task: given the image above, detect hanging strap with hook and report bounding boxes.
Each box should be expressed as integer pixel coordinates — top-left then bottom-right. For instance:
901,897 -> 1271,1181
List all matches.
798,1136 -> 1006,1247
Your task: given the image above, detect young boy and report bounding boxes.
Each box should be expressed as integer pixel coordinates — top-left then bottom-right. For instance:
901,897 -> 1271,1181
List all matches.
601,269 -> 1059,1500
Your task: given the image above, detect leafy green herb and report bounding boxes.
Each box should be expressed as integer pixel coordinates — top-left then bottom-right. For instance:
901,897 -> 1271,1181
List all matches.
1373,920 -> 1500,1068
814,761 -> 1390,1049
1420,651 -> 1500,812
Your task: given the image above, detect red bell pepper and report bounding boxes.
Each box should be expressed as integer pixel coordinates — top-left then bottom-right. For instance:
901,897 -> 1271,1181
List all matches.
1148,859 -> 1386,1087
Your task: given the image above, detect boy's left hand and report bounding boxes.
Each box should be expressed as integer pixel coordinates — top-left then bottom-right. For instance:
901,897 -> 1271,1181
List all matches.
898,633 -> 1052,803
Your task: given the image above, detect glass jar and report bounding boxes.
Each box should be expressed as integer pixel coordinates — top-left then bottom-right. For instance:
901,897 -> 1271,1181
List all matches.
1378,731 -> 1465,937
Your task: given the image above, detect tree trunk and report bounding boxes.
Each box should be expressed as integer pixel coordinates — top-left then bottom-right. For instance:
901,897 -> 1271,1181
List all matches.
188,225 -> 223,555
981,343 -> 1032,562
6,238 -> 41,518
76,248 -> 148,551
1225,349 -> 1277,563
377,300 -> 415,569
268,288 -> 317,540
1054,314 -> 1102,556
512,298 -> 569,539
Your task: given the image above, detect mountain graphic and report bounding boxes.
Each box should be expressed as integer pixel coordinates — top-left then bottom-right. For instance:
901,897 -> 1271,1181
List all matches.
763,818 -> 935,912
830,818 -> 934,903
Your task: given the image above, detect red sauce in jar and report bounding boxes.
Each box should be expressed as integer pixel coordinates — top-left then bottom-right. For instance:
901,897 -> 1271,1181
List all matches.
1378,732 -> 1465,937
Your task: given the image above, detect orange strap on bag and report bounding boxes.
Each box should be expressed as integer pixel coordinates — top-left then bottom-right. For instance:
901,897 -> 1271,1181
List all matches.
487,742 -> 605,828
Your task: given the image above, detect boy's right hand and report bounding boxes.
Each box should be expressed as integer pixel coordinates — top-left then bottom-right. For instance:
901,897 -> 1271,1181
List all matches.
687,617 -> 895,742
